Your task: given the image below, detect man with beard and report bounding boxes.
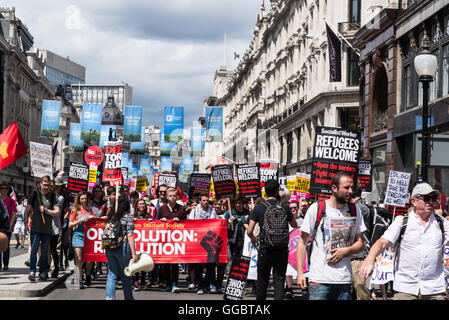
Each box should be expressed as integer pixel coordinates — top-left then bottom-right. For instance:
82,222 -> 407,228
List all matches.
296,172 -> 366,300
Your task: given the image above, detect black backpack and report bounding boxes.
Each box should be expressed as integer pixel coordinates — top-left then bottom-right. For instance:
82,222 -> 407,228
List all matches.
260,201 -> 290,248
101,218 -> 124,250
370,206 -> 392,246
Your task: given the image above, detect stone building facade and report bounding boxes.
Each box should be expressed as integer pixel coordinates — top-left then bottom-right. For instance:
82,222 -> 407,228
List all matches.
219,0 -> 397,176
0,7 -> 55,195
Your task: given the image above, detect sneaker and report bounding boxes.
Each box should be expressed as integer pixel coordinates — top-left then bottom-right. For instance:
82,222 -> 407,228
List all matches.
21,245 -> 24,249
163,286 -> 171,292
285,290 -> 294,300
145,281 -> 152,289
79,281 -> 85,289
24,260 -> 30,267
51,271 -> 59,278
2,266 -> 8,271
28,273 -> 36,282
188,283 -> 195,290
38,273 -> 47,281
133,286 -> 141,292
210,284 -> 217,293
172,285 -> 180,293
15,243 -> 19,249
197,289 -> 204,295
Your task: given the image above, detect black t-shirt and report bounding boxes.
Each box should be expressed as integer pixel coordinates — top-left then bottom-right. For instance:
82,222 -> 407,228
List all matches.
28,191 -> 58,234
249,199 -> 293,249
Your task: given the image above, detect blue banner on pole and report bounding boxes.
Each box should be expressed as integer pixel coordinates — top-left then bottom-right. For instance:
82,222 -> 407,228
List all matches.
124,106 -> 143,142
131,127 -> 146,154
161,156 -> 172,172
140,154 -> 152,178
99,125 -> 117,148
81,103 -> 103,144
205,106 -> 223,142
191,127 -> 205,155
160,128 -> 176,156
69,123 -> 83,152
41,100 -> 61,137
164,106 -> 184,143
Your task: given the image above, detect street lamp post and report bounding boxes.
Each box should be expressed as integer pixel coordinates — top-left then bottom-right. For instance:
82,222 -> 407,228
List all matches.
414,34 -> 438,183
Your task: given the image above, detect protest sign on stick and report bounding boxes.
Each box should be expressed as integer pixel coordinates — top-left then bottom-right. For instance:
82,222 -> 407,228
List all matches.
102,141 -> 123,186
158,172 -> 178,189
384,170 -> 411,208
211,164 -> 236,199
30,142 -> 53,178
309,127 -> 361,196
236,163 -> 261,199
68,163 -> 89,195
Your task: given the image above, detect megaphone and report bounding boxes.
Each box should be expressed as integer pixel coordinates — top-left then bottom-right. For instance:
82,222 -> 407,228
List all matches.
124,253 -> 155,277
280,186 -> 291,203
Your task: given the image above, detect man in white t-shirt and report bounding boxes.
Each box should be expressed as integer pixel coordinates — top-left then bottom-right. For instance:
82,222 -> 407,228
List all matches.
359,182 -> 449,300
296,172 -> 366,300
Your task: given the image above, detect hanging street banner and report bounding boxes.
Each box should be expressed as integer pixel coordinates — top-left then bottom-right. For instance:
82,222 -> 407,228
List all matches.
130,127 -> 146,154
205,106 -> 223,142
68,163 -> 89,194
161,156 -> 172,172
123,106 -> 143,142
191,127 -> 205,155
164,106 -> 184,143
179,156 -> 194,183
69,123 -> 83,152
40,100 -> 61,137
160,128 -> 176,156
189,173 -> 211,199
236,163 -> 261,199
102,141 -> 123,186
384,170 -> 411,208
211,164 -> 236,199
326,23 -> 342,82
99,125 -> 116,148
358,159 -> 373,193
81,103 -> 103,145
30,142 -> 53,178
310,126 -> 361,196
83,218 -> 227,264
140,154 -> 152,178
158,172 -> 178,189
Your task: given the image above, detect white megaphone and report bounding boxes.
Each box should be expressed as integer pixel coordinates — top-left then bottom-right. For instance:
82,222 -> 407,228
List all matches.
124,253 -> 155,277
280,186 -> 291,203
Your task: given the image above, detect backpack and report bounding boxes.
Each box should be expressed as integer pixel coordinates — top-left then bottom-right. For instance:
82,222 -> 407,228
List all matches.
397,213 -> 445,248
260,201 -> 290,248
370,206 -> 392,246
101,218 -> 124,250
307,200 -> 357,264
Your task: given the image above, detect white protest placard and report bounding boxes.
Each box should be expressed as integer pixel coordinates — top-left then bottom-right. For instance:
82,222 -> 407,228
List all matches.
370,247 -> 395,285
30,141 -> 53,178
384,170 -> 411,207
243,233 -> 258,280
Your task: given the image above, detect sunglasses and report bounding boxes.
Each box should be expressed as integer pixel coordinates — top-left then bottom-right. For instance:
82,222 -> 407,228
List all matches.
290,206 -> 298,209
416,194 -> 437,202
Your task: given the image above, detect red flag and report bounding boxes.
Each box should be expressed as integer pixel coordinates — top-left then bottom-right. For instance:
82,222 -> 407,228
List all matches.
216,155 -> 229,165
0,121 -> 27,171
177,187 -> 189,203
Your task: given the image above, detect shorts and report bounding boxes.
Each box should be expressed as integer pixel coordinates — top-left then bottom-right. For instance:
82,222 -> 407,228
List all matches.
14,222 -> 25,235
72,231 -> 84,248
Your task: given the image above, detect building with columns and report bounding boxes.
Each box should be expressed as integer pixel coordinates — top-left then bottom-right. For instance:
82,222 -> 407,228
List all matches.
0,7 -> 55,196
217,0 -> 398,176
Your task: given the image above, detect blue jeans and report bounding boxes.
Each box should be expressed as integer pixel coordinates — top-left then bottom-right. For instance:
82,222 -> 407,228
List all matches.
308,283 -> 352,300
30,231 -> 51,275
105,242 -> 134,300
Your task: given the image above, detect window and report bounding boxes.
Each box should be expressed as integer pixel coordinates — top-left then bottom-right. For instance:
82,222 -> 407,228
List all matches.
349,0 -> 361,22
339,107 -> 359,132
371,145 -> 387,200
443,44 -> 449,96
401,64 -> 411,111
286,132 -> 293,164
347,49 -> 360,87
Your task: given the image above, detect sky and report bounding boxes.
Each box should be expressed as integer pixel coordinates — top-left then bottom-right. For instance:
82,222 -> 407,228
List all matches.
4,0 -> 268,129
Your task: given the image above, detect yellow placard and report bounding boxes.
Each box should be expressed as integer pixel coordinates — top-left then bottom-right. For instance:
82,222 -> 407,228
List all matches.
136,178 -> 147,192
295,176 -> 310,194
88,169 -> 97,183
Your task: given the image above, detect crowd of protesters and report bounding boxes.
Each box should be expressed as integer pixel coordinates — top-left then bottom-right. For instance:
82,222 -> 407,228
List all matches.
0,171 -> 448,301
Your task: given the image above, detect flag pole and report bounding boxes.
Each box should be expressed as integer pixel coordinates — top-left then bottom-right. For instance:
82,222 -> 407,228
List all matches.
324,19 -> 360,56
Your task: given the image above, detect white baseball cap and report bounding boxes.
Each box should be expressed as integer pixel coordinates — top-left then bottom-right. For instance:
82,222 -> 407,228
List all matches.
411,183 -> 440,198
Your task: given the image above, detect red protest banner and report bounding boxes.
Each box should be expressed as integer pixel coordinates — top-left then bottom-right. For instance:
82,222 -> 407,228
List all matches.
83,218 -> 227,264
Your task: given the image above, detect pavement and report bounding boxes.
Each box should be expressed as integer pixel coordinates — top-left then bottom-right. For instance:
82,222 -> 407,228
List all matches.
0,242 -> 74,299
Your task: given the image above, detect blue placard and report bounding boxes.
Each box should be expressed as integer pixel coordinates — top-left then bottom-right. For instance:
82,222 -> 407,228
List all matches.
69,123 -> 83,152
81,103 -> 103,144
164,106 -> 184,143
140,154 -> 152,178
124,106 -> 143,142
41,100 -> 61,137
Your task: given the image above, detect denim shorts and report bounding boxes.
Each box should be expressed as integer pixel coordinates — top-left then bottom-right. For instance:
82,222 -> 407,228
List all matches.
72,230 -> 84,248
308,283 -> 352,300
